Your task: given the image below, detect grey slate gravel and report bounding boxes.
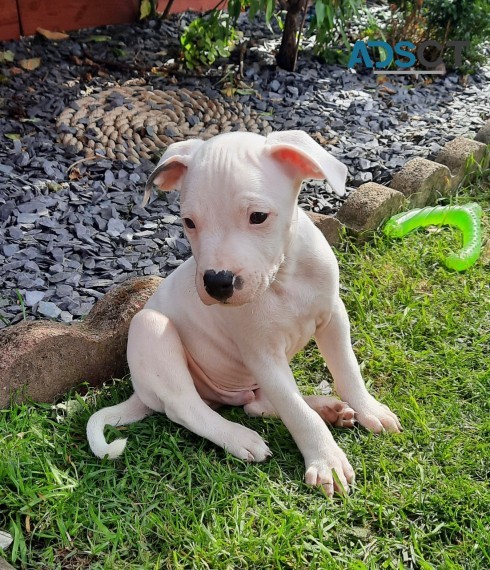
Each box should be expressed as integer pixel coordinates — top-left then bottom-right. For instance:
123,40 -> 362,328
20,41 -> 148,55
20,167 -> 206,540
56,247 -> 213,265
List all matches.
37,301 -> 62,319
0,11 -> 488,326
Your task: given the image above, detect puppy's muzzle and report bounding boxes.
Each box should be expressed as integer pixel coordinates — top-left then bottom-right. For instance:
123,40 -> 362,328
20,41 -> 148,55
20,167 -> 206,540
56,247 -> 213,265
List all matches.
203,270 -> 236,302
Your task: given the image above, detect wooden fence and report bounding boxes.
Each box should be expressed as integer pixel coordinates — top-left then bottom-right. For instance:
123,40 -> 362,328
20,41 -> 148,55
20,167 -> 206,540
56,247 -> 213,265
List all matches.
0,0 -> 217,41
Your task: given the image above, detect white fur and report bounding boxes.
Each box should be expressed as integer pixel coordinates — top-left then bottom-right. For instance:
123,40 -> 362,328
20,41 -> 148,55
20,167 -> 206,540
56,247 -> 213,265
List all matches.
87,131 -> 401,496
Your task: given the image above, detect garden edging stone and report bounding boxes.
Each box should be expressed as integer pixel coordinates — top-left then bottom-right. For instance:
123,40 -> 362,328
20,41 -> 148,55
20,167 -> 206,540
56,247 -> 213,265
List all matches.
336,182 -> 406,238
0,558 -> 15,570
306,211 -> 344,246
390,158 -> 452,208
0,276 -> 162,407
475,119 -> 490,144
435,136 -> 489,188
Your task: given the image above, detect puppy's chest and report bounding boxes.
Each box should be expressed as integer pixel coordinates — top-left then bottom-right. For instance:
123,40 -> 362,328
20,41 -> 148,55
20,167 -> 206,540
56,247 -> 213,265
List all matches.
248,283 -> 328,356
181,286 -> 325,387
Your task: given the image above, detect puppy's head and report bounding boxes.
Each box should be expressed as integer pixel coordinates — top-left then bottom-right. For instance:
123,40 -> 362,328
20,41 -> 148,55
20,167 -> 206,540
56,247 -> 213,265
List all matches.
144,131 -> 347,306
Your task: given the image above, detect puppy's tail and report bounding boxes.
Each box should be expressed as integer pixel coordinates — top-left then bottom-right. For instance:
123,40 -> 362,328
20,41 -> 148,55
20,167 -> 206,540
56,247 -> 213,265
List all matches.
87,393 -> 153,459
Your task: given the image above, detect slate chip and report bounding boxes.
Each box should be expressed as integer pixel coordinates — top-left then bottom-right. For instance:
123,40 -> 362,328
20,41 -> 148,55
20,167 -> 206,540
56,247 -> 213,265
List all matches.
24,291 -> 45,307
37,301 -> 62,318
17,213 -> 38,224
0,202 -> 16,221
107,218 -> 126,236
2,244 -> 19,257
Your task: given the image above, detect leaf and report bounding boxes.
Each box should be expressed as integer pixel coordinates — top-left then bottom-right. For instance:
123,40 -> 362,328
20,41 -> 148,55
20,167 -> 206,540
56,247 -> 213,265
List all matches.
236,88 -> 256,95
69,167 -> 82,181
228,0 -> 241,21
36,27 -> 69,40
316,0 -> 326,26
140,0 -> 152,19
5,133 -> 21,140
265,0 -> 275,23
222,85 -> 236,97
87,35 -> 112,42
19,58 -> 41,71
249,0 -> 259,19
0,50 -> 15,63
113,47 -> 128,58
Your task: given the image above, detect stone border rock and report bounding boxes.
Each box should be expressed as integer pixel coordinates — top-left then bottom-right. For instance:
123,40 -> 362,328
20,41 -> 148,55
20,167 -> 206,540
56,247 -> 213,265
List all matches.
330,132 -> 489,240
0,123 -> 488,407
0,557 -> 15,570
390,158 -> 452,208
0,276 -> 161,407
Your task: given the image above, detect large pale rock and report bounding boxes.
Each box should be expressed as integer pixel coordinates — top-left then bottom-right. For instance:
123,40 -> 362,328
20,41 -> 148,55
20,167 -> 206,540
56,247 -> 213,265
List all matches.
475,120 -> 490,144
391,158 -> 452,207
435,137 -> 488,188
0,276 -> 162,408
0,558 -> 15,570
336,183 -> 405,237
306,211 -> 344,247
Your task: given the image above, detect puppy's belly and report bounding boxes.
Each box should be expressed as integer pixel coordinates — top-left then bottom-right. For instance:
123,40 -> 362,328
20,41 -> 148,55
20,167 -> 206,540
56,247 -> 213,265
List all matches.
184,347 -> 258,407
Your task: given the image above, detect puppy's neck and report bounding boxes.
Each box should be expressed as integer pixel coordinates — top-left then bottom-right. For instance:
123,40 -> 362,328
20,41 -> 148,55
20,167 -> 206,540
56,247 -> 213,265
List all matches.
271,206 -> 303,285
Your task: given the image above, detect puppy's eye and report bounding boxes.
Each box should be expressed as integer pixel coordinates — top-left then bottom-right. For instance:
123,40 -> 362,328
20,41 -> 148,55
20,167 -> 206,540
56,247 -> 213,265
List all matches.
183,218 -> 196,229
250,212 -> 268,225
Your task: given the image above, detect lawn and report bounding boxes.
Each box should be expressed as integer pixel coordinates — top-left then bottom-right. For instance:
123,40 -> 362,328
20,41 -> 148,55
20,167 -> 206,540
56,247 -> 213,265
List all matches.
1,179 -> 489,569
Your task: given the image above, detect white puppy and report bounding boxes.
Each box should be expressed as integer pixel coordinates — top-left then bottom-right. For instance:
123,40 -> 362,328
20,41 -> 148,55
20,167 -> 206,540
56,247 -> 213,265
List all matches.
87,130 -> 401,496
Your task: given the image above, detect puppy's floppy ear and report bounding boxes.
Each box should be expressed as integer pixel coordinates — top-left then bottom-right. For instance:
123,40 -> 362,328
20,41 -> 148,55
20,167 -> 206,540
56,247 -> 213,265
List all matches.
264,130 -> 347,197
142,139 -> 204,207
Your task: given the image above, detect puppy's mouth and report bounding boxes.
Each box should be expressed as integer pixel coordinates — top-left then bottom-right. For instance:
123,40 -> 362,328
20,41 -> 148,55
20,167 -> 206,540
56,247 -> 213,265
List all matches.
199,295 -> 249,307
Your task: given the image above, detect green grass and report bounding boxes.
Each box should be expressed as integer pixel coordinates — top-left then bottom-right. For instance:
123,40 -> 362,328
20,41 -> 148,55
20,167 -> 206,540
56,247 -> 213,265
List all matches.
1,180 -> 489,569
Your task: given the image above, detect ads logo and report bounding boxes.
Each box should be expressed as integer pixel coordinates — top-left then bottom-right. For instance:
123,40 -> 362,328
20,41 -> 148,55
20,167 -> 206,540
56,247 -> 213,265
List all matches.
348,40 -> 470,74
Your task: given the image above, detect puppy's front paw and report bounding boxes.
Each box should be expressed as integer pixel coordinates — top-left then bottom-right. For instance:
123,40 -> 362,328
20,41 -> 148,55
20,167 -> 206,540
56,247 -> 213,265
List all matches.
223,424 -> 272,463
305,446 -> 355,497
354,396 -> 401,433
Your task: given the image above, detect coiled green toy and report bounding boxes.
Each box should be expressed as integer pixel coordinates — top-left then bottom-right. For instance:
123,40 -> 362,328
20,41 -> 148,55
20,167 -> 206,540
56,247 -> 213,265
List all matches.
383,203 -> 483,272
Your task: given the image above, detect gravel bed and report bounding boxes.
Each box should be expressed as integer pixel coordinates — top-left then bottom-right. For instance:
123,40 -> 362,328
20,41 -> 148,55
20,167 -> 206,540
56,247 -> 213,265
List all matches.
0,12 -> 488,327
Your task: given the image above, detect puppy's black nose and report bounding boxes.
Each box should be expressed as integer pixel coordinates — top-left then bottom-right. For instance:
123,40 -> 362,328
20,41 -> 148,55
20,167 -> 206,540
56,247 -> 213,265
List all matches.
203,270 -> 235,301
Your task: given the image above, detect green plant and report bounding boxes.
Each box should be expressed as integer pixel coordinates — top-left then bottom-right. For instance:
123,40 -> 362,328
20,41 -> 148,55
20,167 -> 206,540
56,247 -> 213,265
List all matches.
388,0 -> 427,47
426,0 -> 489,70
387,0 -> 490,71
180,11 -> 239,69
15,289 -> 26,321
180,0 -> 366,72
310,0 -> 369,65
228,0 -> 276,25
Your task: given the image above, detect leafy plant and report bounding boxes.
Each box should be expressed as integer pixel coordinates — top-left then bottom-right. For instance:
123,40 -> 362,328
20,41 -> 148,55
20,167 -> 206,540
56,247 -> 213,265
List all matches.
309,0 -> 369,65
387,0 -> 490,71
180,11 -> 239,69
180,0 -> 366,71
426,0 -> 489,70
15,290 -> 26,321
388,0 -> 427,47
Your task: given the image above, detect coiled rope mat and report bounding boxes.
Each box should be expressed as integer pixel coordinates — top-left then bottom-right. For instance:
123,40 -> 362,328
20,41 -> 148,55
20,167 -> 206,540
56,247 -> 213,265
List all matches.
57,86 -> 272,163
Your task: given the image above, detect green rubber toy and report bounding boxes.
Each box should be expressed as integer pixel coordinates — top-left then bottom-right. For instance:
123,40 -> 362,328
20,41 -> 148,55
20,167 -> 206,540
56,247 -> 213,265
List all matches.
383,203 -> 483,272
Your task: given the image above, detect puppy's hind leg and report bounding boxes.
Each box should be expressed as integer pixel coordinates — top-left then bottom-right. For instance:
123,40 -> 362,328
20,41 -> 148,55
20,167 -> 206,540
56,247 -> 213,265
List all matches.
245,389 -> 356,428
87,392 -> 153,459
127,309 -> 271,462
